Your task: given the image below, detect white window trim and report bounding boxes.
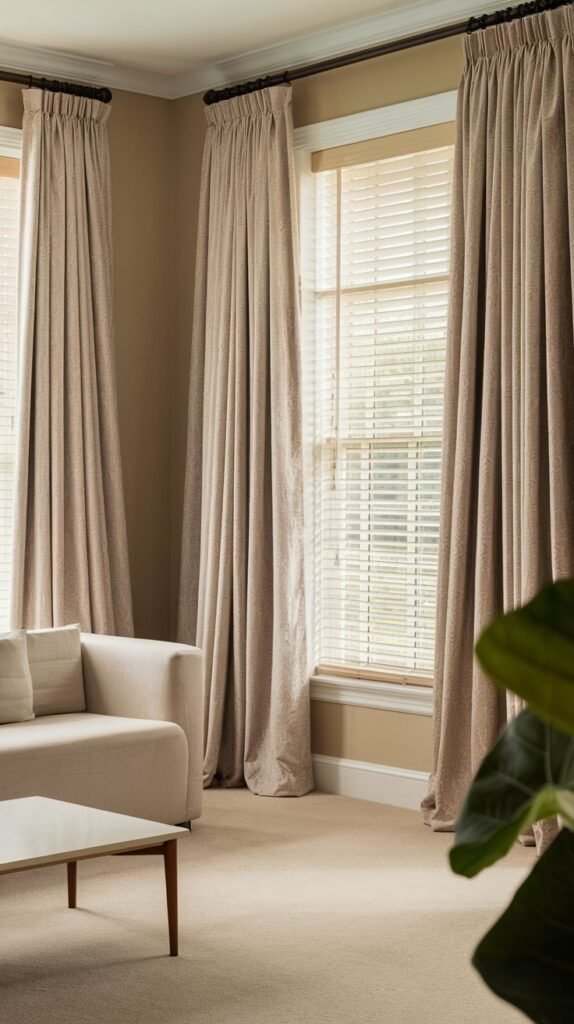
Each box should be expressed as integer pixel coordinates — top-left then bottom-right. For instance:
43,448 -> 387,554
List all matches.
310,674 -> 433,716
293,90 -> 457,154
0,126 -> 22,157
298,94 -> 455,715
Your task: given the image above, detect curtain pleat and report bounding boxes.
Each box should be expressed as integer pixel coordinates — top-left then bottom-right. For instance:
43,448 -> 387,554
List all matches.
10,89 -> 133,635
178,85 -> 313,797
423,9 -> 574,844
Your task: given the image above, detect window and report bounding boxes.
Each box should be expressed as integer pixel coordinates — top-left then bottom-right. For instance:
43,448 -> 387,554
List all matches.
304,126 -> 454,684
0,130 -> 21,627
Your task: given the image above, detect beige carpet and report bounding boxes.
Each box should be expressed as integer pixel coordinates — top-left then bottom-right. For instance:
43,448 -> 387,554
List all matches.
1,789 -> 531,1024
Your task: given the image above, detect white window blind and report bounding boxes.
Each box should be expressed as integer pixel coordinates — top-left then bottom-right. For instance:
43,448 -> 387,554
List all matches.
309,141 -> 454,683
0,140 -> 21,628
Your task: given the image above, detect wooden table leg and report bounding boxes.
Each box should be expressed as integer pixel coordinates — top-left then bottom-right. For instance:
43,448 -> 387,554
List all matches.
67,861 -> 77,909
163,840 -> 178,956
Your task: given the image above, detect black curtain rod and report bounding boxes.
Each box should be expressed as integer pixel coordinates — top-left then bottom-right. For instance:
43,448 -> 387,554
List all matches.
204,0 -> 574,105
0,68 -> 112,104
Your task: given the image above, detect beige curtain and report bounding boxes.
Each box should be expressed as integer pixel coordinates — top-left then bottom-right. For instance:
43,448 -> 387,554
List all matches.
423,9 -> 574,835
177,86 -> 313,797
11,89 -> 133,635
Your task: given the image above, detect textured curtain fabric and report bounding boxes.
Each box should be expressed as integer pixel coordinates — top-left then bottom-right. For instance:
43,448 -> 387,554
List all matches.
11,89 -> 133,634
177,85 -> 313,797
423,9 -> 574,838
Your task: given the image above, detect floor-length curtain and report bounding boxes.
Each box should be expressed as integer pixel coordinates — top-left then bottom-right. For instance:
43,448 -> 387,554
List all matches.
177,86 -> 313,797
10,89 -> 133,635
423,9 -> 574,834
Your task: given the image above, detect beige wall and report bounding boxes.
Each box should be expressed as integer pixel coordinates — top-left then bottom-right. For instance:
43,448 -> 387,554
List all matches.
0,81 -> 173,641
311,702 -> 433,773
0,80 -> 22,130
291,36 -> 463,125
108,90 -> 173,641
170,37 -> 464,772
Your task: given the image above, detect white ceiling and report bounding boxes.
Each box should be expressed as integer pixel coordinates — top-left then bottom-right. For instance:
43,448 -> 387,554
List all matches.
0,0 -> 502,99
0,0 -> 403,75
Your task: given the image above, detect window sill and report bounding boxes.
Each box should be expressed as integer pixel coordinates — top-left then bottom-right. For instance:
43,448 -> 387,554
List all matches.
310,674 -> 433,717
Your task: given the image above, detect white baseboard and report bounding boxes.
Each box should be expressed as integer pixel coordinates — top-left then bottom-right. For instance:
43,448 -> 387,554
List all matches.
312,754 -> 429,811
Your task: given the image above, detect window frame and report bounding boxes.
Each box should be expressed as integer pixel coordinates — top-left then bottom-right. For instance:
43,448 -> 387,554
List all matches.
295,92 -> 456,715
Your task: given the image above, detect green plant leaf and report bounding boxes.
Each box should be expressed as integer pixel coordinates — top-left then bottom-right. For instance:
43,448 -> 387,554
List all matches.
450,709 -> 574,877
473,826 -> 574,1024
476,579 -> 574,736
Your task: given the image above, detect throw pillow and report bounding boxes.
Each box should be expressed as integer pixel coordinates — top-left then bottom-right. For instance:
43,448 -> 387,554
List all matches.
0,629 -> 35,724
26,624 -> 85,717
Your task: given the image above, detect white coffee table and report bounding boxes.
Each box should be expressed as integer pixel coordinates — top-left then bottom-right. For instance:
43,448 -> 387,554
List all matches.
0,796 -> 188,956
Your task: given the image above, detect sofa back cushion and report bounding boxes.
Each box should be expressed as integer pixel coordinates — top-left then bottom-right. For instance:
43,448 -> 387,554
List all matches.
0,629 -> 35,724
26,625 -> 85,716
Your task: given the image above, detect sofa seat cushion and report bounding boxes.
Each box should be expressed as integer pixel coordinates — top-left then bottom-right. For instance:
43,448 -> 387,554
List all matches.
0,713 -> 189,824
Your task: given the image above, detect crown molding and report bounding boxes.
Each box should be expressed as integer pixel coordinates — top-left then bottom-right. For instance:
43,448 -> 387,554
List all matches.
170,0 -> 503,99
0,0 -> 503,102
0,38 -> 178,99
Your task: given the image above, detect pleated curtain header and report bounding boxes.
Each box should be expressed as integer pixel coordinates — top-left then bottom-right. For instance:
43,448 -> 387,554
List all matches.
465,5 -> 574,61
22,87 -> 111,125
203,84 -> 291,126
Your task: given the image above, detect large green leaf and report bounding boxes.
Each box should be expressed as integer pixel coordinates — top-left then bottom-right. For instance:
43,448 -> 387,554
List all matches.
450,709 -> 574,877
475,579 -> 574,736
473,827 -> 574,1024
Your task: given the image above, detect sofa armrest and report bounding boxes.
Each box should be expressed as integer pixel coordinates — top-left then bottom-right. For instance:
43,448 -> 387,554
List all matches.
80,633 -> 203,820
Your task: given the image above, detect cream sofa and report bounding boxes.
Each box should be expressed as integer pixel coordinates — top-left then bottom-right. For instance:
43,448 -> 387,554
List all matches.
0,633 -> 203,825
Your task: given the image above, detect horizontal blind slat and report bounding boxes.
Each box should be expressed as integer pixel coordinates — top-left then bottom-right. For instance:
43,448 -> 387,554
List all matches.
308,142 -> 453,678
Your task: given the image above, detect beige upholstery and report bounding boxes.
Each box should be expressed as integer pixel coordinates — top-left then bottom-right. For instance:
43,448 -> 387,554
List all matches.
0,634 -> 203,824
27,625 -> 85,717
81,633 -> 203,821
0,630 -> 34,725
0,714 -> 188,824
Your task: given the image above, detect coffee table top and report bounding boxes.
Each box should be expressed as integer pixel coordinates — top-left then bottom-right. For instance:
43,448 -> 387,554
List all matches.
0,797 -> 187,873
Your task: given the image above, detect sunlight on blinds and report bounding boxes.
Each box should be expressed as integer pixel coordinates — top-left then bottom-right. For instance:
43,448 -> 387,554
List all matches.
0,156 -> 20,627
309,144 -> 454,681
